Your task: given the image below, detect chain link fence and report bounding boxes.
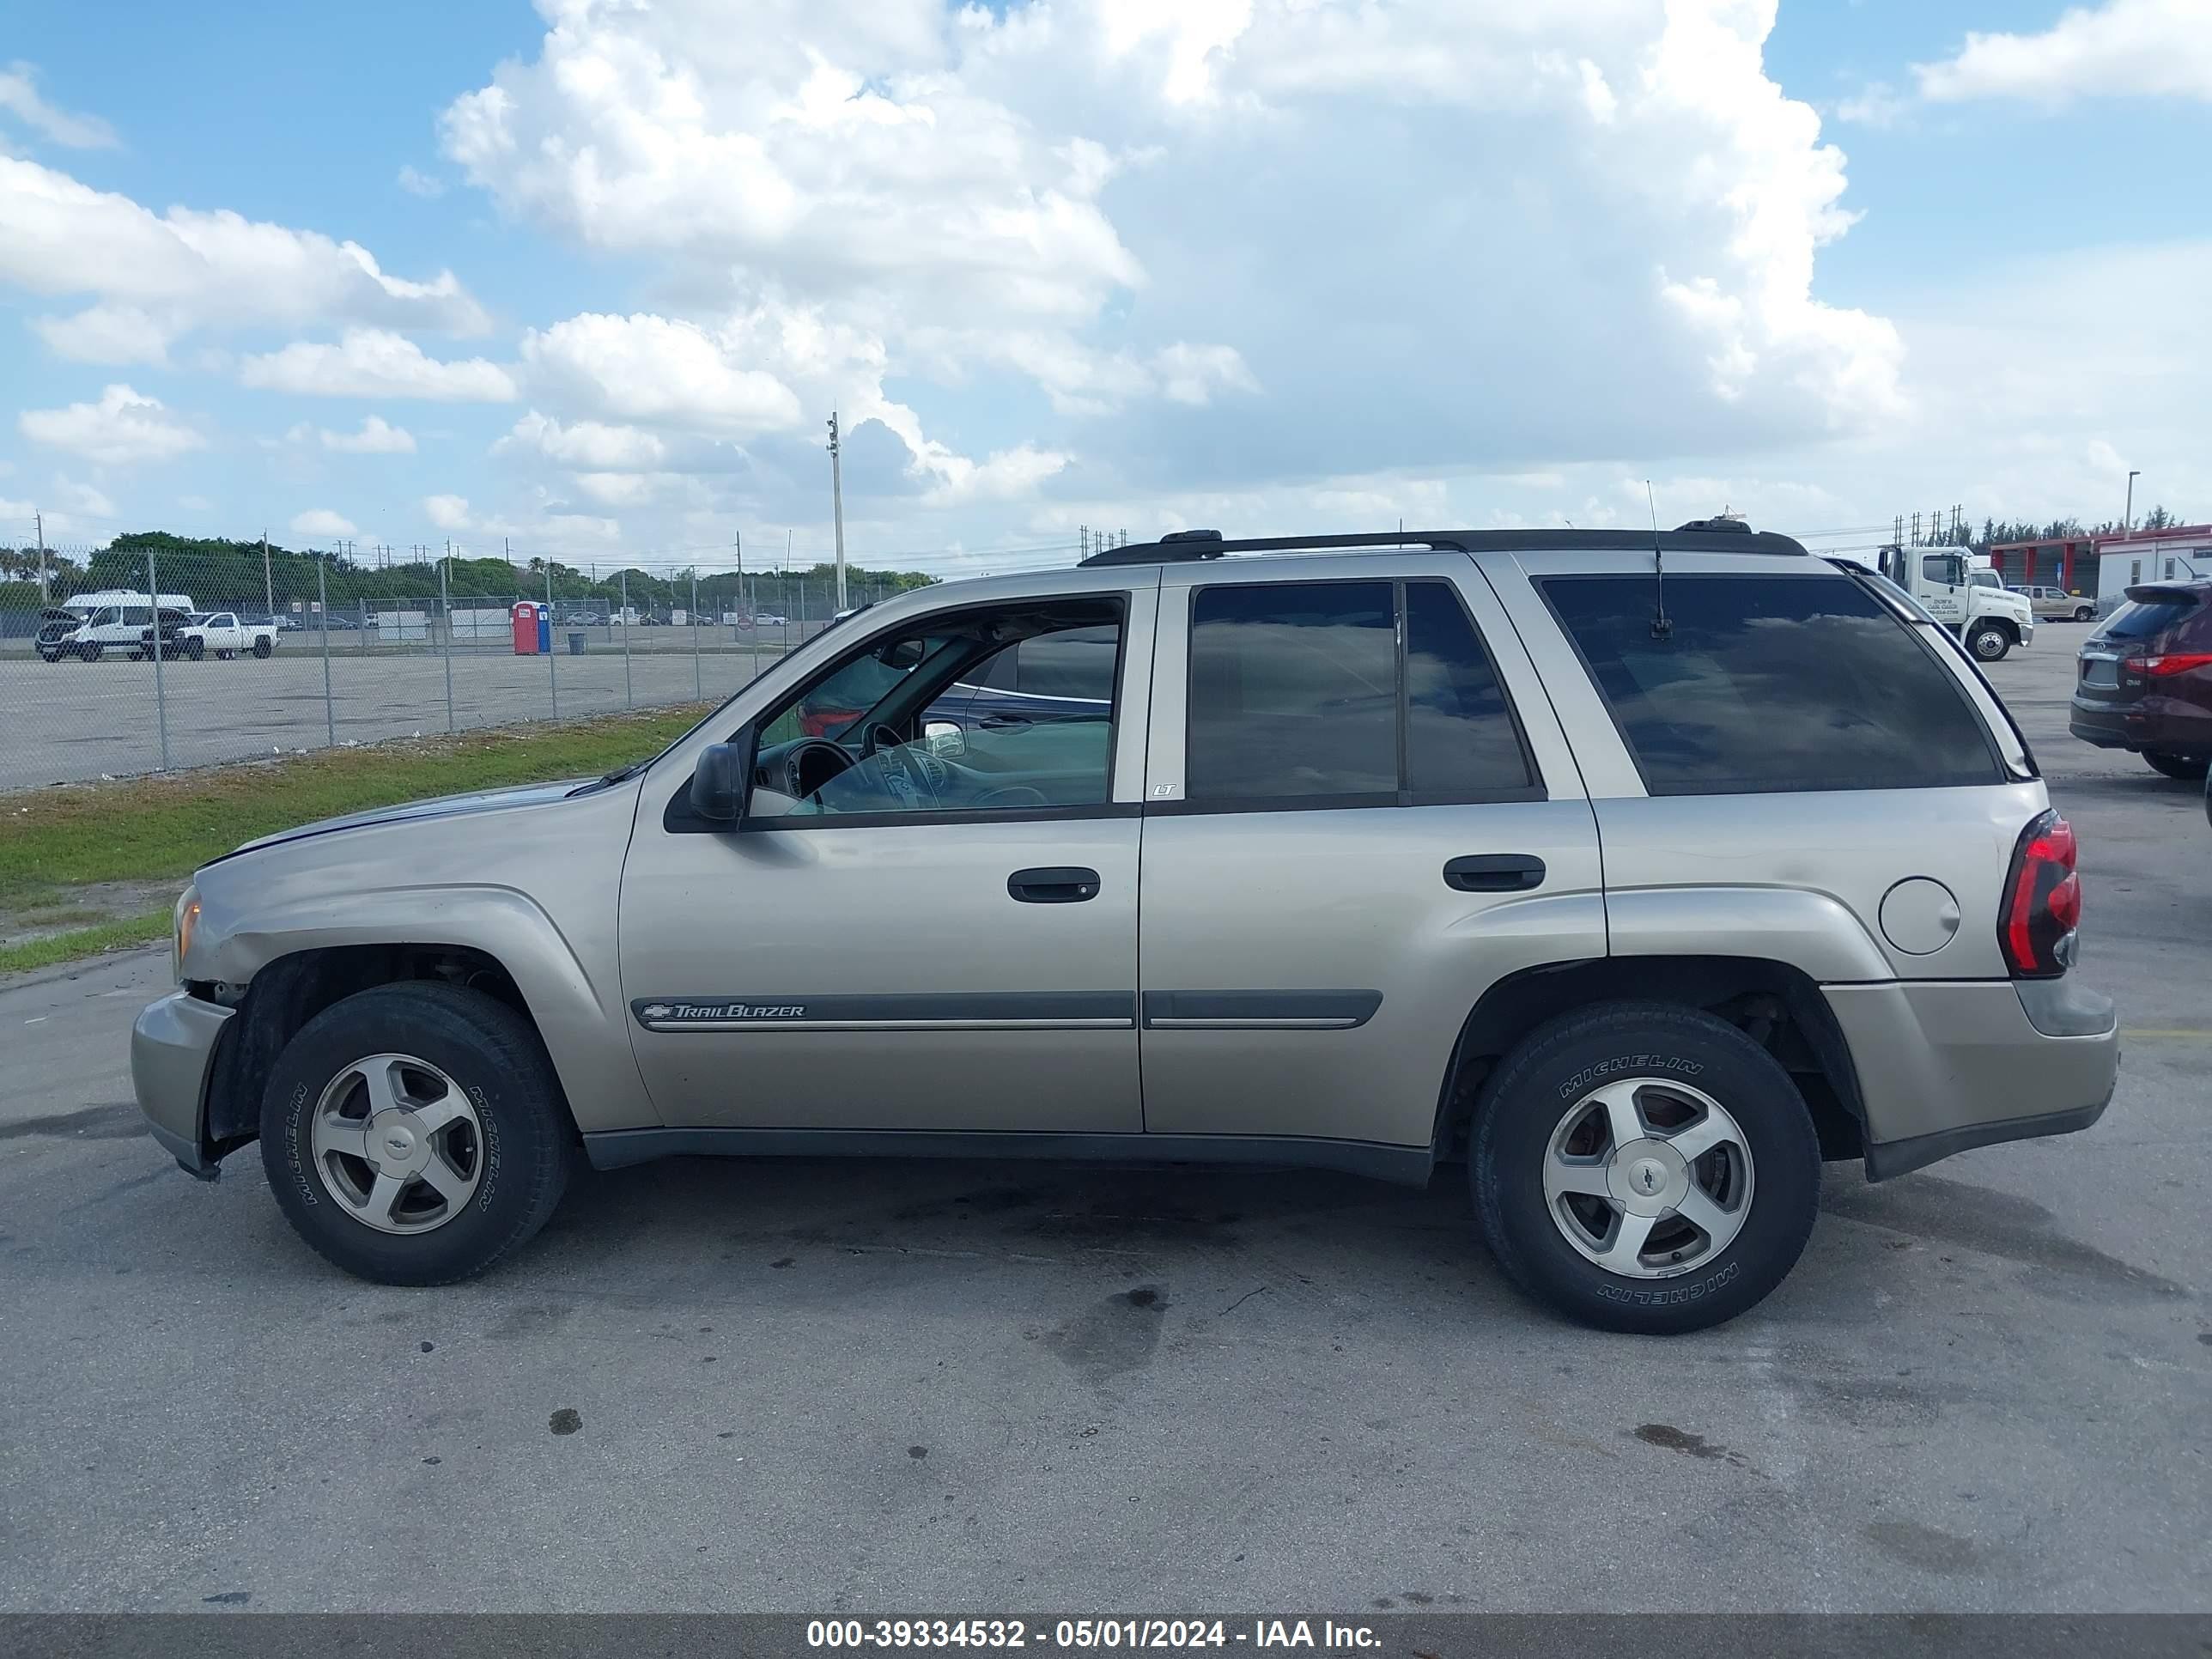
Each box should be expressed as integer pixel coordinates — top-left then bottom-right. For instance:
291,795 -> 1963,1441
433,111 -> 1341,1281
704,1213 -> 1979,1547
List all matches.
0,542 -> 912,793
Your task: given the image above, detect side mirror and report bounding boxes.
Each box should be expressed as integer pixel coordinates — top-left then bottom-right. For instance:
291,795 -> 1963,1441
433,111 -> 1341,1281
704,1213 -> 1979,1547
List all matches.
923,720 -> 964,758
690,726 -> 757,823
875,637 -> 926,670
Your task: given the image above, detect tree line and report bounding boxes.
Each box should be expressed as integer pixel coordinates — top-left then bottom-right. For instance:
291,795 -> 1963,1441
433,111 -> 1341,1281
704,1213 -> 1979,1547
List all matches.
0,532 -> 941,617
1917,504 -> 2190,550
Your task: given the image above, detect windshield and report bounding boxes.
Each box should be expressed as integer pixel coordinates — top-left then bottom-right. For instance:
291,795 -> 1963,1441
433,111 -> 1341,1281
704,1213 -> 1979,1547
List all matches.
1970,570 -> 2000,589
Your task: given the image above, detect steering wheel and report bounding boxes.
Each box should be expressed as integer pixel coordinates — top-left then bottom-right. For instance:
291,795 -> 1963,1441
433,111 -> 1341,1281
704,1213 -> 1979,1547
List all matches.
781,739 -> 857,799
874,738 -> 941,810
860,721 -> 905,758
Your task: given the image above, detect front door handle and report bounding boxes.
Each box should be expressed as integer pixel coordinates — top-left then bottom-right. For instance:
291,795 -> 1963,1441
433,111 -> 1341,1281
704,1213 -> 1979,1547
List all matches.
1443,854 -> 1546,892
1008,866 -> 1101,903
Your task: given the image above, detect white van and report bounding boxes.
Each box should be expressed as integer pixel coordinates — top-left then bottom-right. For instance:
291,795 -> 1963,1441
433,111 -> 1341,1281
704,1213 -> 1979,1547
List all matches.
37,590 -> 197,663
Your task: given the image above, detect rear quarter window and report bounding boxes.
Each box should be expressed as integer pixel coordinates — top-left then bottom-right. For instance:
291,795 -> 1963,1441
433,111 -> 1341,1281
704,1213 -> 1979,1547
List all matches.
1541,574 -> 2004,796
2100,598 -> 2200,641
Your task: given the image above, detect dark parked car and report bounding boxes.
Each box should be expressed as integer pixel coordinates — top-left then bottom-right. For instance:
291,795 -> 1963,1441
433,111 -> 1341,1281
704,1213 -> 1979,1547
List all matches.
2071,581 -> 2212,780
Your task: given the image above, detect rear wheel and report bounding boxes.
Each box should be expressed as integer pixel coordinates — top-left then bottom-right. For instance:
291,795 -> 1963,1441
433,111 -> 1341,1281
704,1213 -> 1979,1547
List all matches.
1966,622 -> 2010,661
1470,1002 -> 1820,1334
2073,605 -> 2094,621
252,636 -> 274,658
2144,750 -> 2211,781
259,981 -> 573,1285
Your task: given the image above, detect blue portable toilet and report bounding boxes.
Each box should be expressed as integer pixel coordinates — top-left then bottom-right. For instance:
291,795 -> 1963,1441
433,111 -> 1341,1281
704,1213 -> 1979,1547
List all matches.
535,603 -> 552,653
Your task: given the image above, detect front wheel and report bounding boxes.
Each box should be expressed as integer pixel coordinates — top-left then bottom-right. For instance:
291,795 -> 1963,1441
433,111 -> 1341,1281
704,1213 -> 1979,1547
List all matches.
2144,750 -> 2211,781
1966,622 -> 2010,661
1470,1002 -> 1820,1334
259,982 -> 573,1285
78,643 -> 101,662
37,648 -> 59,664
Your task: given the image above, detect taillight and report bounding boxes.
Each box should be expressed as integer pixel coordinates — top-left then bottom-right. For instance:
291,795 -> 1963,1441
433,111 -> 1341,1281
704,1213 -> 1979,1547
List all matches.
2000,810 -> 2078,978
2120,652 -> 2212,678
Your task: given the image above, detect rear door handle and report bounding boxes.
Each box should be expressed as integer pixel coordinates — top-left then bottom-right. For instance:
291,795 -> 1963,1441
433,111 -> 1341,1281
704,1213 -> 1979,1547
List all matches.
1443,854 -> 1546,892
1008,866 -> 1101,903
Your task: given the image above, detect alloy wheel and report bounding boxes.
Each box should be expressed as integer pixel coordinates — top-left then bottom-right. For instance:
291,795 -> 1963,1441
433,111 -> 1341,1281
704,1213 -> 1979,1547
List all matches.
309,1053 -> 483,1236
1540,1077 -> 1755,1279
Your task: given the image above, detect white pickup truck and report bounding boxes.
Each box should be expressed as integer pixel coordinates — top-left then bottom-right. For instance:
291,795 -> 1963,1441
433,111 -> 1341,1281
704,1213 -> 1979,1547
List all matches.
175,611 -> 279,660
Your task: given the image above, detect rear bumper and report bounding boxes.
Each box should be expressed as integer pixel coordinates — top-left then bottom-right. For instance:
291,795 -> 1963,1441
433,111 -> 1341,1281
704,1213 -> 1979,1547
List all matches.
130,989 -> 233,1177
1823,977 -> 2118,1182
2071,690 -> 2212,753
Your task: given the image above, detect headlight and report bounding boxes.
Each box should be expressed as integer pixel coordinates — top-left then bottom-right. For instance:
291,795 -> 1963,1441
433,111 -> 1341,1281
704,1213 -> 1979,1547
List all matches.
173,888 -> 201,980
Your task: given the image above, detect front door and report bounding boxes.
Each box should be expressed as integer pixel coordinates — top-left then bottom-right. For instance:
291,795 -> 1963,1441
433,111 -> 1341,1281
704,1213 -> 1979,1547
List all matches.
1134,556 -> 1605,1151
618,579 -> 1158,1133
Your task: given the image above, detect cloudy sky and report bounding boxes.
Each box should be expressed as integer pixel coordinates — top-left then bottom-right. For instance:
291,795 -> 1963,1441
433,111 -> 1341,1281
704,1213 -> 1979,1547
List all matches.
2,0 -> 2207,575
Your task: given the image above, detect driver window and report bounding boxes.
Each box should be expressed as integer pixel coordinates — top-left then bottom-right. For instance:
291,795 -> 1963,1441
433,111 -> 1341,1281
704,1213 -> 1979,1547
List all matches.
756,601 -> 1124,821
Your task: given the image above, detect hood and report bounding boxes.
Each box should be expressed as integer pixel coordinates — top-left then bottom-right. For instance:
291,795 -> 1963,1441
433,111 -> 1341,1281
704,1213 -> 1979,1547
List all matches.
217,777 -> 599,861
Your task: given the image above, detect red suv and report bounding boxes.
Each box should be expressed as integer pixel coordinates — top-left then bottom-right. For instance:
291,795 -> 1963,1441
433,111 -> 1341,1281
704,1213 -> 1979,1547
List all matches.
2071,581 -> 2212,779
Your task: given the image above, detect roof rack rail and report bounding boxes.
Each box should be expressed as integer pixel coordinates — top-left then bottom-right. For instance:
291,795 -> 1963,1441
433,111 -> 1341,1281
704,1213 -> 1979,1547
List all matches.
1079,530 -> 1472,568
1079,526 -> 1808,567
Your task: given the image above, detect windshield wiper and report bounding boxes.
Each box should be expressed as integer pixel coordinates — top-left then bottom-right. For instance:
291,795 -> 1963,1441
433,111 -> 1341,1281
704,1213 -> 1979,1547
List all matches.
569,758 -> 653,796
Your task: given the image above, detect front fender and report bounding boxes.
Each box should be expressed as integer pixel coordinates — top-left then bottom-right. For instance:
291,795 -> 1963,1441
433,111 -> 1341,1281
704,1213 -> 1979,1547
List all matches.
195,884 -> 656,1135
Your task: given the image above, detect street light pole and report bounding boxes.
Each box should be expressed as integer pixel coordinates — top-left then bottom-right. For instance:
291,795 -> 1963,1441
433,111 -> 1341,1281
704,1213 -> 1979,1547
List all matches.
827,410 -> 848,611
2124,470 -> 2141,532
261,530 -> 273,622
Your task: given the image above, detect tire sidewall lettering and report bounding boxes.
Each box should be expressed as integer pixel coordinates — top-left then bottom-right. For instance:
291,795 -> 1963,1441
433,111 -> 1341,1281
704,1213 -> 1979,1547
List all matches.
1557,1054 -> 1705,1101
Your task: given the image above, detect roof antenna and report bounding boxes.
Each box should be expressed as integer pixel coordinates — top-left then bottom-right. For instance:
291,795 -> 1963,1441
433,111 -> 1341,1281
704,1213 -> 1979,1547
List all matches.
1645,480 -> 1672,641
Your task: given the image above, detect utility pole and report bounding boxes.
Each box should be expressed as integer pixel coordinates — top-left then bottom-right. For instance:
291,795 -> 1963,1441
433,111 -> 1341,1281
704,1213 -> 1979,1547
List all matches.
733,531 -> 743,623
261,530 -> 273,621
827,411 -> 848,611
34,510 -> 47,604
2125,470 -> 2140,532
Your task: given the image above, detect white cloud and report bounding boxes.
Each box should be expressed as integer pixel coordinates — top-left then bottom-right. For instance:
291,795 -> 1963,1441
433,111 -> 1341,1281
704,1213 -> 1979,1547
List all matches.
52,477 -> 116,519
423,494 -> 471,530
31,302 -> 174,365
18,384 -> 205,466
319,415 -> 416,454
290,508 -> 357,539
1834,82 -> 1909,129
395,164 -> 446,198
240,329 -> 519,401
436,0 -> 1902,511
569,471 -> 672,507
519,313 -> 799,433
178,494 -> 213,512
0,153 -> 489,362
496,410 -> 668,470
0,62 -> 118,149
921,444 -> 1071,507
1915,0 -> 2212,106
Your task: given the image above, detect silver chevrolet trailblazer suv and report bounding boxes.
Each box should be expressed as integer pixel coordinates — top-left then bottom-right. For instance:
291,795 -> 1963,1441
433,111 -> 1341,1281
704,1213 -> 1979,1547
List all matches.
132,526 -> 2120,1333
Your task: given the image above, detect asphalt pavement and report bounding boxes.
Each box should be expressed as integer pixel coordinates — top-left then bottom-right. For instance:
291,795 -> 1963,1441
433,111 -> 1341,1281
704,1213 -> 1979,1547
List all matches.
1,637 -> 2206,1613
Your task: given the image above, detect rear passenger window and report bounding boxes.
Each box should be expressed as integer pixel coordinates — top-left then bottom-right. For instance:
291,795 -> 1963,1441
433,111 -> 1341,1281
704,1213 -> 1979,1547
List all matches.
1188,581 -> 1397,801
1404,580 -> 1535,798
1185,578 -> 1536,805
1542,574 -> 2002,796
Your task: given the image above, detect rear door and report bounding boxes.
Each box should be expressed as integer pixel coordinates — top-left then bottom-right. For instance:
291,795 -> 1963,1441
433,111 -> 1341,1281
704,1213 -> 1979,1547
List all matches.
1134,555 -> 1604,1150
